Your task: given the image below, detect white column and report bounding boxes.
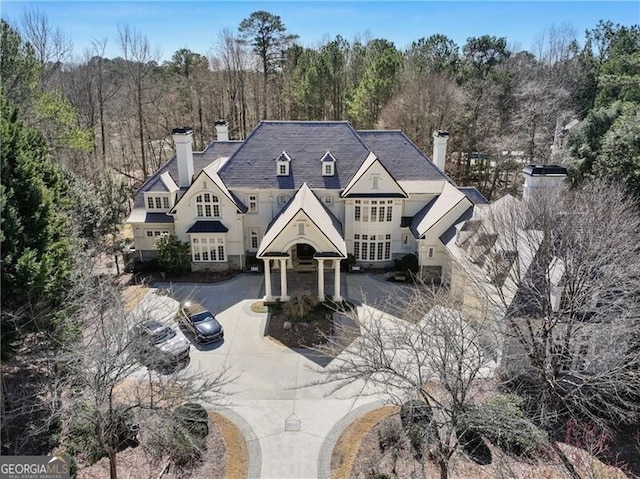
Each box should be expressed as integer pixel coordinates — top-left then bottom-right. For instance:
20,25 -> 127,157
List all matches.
317,259 -> 325,300
333,259 -> 343,302
279,258 -> 289,301
263,259 -> 273,301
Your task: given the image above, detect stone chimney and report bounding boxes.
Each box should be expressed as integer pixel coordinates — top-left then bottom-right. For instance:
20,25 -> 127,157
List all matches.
215,120 -> 229,141
522,164 -> 568,201
172,127 -> 194,188
432,130 -> 450,172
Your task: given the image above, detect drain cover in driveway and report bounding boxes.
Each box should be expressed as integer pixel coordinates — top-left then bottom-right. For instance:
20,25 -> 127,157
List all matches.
285,418 -> 300,431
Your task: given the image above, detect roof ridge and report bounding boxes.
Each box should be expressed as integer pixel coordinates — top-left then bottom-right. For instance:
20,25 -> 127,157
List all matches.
259,120 -> 352,124
395,130 -> 457,186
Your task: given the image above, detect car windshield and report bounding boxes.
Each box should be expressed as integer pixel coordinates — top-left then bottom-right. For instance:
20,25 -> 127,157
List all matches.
191,311 -> 213,323
152,327 -> 176,344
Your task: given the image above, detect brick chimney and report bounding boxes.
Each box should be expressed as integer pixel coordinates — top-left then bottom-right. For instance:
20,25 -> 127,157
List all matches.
522,164 -> 568,201
432,130 -> 449,172
172,127 -> 194,188
215,120 -> 229,141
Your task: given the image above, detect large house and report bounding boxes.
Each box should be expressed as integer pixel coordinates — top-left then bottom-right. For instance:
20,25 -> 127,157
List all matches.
127,121 -> 497,301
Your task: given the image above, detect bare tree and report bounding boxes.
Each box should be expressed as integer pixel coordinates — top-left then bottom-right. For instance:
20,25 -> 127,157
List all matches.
20,7 -> 72,84
458,181 -> 640,431
59,277 -> 232,479
118,25 -> 160,178
312,287 -> 500,479
379,73 -> 464,156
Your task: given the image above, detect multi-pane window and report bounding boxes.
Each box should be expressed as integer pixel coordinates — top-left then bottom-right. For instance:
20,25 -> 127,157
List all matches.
428,247 -> 435,258
247,195 -> 258,213
278,195 -> 289,206
195,193 -> 220,217
146,230 -> 169,237
353,233 -> 392,261
354,199 -> 393,222
191,236 -> 225,262
324,163 -> 334,176
324,195 -> 333,205
250,229 -> 259,250
147,195 -> 171,211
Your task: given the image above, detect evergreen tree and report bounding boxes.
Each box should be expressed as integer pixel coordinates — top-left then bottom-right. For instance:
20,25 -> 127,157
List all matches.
1,97 -> 73,353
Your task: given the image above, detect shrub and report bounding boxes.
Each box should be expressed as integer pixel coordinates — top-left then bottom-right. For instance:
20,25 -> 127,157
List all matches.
377,421 -> 403,453
175,403 -> 209,437
400,254 -> 419,273
343,253 -> 356,271
282,295 -> 319,321
400,400 -> 434,456
65,403 -> 136,464
127,258 -> 161,274
461,394 -> 548,458
156,234 -> 190,274
400,400 -> 432,429
147,403 -> 209,468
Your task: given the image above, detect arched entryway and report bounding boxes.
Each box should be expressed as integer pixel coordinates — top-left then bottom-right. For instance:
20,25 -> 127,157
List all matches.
293,243 -> 316,271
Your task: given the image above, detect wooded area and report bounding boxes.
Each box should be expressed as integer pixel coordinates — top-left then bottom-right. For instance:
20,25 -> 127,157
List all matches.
2,11 -> 638,199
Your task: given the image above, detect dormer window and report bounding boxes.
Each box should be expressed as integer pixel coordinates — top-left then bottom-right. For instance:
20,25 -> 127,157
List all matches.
146,194 -> 171,211
321,151 -> 336,176
276,151 -> 291,176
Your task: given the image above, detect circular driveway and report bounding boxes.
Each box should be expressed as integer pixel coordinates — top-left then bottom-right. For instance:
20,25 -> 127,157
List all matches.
152,273 -> 398,478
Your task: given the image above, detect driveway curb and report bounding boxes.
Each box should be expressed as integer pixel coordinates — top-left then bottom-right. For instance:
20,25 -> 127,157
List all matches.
216,407 -> 262,478
316,400 -> 386,479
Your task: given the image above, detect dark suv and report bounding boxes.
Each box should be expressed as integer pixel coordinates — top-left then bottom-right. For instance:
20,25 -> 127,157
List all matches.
134,320 -> 190,366
179,302 -> 224,344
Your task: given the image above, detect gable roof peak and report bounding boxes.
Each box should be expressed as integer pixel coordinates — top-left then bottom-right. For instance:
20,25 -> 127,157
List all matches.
275,151 -> 292,162
321,151 -> 336,162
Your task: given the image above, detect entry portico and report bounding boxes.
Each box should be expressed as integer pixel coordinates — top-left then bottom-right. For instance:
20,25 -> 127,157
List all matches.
257,183 -> 347,302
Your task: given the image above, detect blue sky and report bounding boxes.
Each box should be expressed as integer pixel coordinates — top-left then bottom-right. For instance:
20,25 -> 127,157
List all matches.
1,1 -> 638,61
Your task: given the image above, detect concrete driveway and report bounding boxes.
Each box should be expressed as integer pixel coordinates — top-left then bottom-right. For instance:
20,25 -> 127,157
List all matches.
149,273 -> 398,478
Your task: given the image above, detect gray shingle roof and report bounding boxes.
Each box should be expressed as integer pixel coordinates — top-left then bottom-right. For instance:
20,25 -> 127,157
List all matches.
186,220 -> 229,233
145,213 -> 175,223
133,140 -> 242,208
357,130 -> 449,182
458,187 -> 489,205
219,121 -> 371,190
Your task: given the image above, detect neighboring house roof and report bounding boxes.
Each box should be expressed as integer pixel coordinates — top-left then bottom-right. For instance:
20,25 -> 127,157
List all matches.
186,220 -> 229,233
411,183 -> 472,239
440,194 -> 544,318
258,183 -> 347,258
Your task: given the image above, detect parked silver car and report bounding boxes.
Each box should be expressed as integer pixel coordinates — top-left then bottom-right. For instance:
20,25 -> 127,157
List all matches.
134,319 -> 190,366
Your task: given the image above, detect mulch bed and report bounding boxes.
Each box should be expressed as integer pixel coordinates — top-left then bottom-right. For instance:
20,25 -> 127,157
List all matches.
266,303 -> 333,348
